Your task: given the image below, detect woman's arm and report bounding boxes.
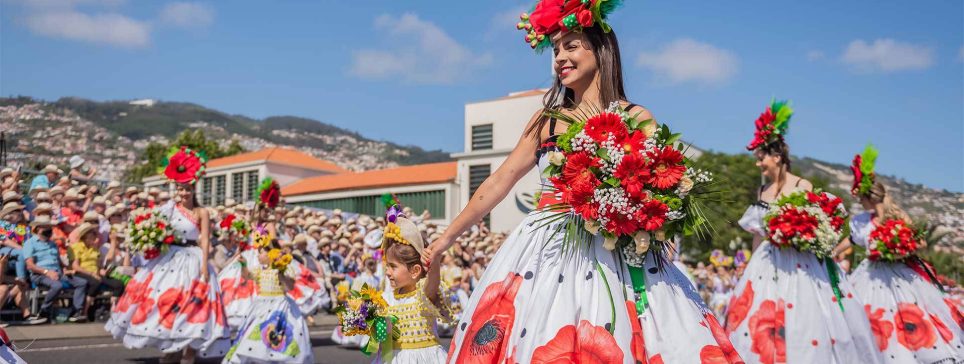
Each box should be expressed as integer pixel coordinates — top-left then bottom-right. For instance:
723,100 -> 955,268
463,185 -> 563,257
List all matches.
198,208 -> 211,281
832,237 -> 852,260
422,111 -> 542,263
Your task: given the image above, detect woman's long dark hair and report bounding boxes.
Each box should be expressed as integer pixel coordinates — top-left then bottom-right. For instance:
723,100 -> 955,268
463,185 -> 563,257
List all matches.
525,27 -> 627,138
757,140 -> 792,195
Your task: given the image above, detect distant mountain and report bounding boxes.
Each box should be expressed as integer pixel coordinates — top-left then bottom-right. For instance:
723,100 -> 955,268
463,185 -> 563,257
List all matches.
0,96 -> 451,174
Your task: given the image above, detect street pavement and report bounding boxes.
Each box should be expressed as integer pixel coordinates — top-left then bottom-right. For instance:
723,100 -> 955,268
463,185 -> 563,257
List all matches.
15,329 -> 452,364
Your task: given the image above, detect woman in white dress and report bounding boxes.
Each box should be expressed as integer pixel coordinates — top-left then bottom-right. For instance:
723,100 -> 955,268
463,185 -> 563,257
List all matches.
422,2 -> 742,363
726,102 -> 882,364
837,146 -> 962,363
106,147 -> 229,364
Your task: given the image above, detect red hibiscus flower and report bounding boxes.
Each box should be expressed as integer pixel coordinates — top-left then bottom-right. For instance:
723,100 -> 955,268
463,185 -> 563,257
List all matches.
929,313 -> 953,343
704,313 -> 743,364
454,273 -> 523,364
531,320 -> 624,364
864,304 -> 894,351
528,0 -> 583,35
181,280 -> 212,324
894,303 -> 936,351
584,112 -> 628,143
114,272 -> 153,314
945,298 -> 964,330
626,301 -> 647,363
850,155 -> 863,195
614,152 -> 651,200
646,146 -> 686,190
163,147 -> 204,184
130,297 -> 155,326
748,299 -> 786,364
157,287 -> 185,329
726,281 -> 754,334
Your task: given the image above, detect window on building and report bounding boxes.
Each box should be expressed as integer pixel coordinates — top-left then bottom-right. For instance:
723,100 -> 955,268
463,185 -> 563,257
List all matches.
201,177 -> 213,206
246,171 -> 259,202
214,175 -> 226,206
468,164 -> 491,225
291,189 -> 447,219
232,172 -> 244,201
471,124 -> 493,151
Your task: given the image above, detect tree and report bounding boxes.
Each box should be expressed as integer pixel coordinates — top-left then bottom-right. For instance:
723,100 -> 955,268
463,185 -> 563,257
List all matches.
125,129 -> 246,183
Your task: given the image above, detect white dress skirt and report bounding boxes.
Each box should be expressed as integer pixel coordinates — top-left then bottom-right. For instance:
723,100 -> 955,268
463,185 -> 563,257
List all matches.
445,152 -> 742,364
219,248 -> 261,329
285,259 -> 330,316
725,203 -> 883,364
105,201 -> 229,355
848,212 -> 963,363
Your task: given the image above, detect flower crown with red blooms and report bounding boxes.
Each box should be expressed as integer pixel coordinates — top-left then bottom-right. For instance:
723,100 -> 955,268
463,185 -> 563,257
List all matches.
746,99 -> 794,151
162,146 -> 207,184
516,0 -> 623,52
256,177 -> 281,209
851,144 -> 878,196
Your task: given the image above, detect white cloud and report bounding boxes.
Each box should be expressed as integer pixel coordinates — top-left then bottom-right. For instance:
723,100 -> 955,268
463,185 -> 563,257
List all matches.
159,2 -> 214,29
25,10 -> 150,48
806,50 -> 825,62
349,13 -> 493,85
485,5 -> 528,41
841,39 -> 934,73
635,38 -> 738,86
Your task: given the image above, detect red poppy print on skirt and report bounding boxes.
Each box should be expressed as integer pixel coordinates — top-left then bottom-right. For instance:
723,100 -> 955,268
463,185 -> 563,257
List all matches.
726,281 -> 754,334
894,303 -> 937,351
748,299 -> 786,364
864,304 -> 894,352
531,320 -> 623,364
452,272 -> 523,364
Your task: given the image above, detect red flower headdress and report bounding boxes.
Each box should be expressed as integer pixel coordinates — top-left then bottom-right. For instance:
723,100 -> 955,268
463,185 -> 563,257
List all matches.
746,99 -> 794,151
850,144 -> 878,196
255,177 -> 281,209
516,0 -> 623,51
162,146 -> 207,184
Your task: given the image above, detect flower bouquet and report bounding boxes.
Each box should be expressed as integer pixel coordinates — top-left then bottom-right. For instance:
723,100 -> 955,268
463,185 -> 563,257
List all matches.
539,102 -> 716,261
763,190 -> 846,259
867,219 -> 922,262
334,284 -> 399,356
126,210 -> 176,260
0,224 -> 29,244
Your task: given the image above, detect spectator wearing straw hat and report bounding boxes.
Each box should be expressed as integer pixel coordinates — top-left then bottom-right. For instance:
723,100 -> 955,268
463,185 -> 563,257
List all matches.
69,222 -> 124,318
0,202 -> 30,283
0,167 -> 19,194
24,215 -> 88,322
68,155 -> 96,183
29,164 -> 60,192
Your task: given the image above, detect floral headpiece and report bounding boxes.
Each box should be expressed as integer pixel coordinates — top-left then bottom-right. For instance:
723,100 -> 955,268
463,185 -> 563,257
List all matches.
252,224 -> 272,249
746,100 -> 794,151
516,0 -> 623,52
219,213 -> 251,237
381,205 -> 425,259
851,144 -> 878,197
255,177 -> 281,209
267,248 -> 293,271
162,146 -> 208,184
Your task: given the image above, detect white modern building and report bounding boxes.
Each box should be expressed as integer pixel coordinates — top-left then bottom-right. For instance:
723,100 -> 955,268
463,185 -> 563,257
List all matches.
451,89 -> 547,232
143,147 -> 347,206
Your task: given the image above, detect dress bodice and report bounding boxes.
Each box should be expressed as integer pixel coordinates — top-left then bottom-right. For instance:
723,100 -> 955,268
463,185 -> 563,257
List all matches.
256,267 -> 284,297
159,200 -> 200,242
738,202 -> 769,237
382,280 -> 451,350
849,212 -> 874,248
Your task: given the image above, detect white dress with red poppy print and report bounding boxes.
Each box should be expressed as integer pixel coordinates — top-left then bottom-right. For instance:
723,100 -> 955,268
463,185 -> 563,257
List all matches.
219,248 -> 261,329
105,201 -> 230,355
848,212 -> 963,363
445,152 -> 743,364
285,259 -> 330,316
725,204 -> 883,364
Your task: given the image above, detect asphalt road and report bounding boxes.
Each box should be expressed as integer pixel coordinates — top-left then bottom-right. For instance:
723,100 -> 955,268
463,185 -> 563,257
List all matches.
16,330 -> 452,364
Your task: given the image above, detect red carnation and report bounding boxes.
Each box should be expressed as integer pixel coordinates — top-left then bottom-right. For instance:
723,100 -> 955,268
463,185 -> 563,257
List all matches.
577,9 -> 594,28
163,235 -> 175,244
156,221 -> 166,230
850,154 -> 863,195
164,147 -> 204,184
584,112 -> 628,143
634,199 -> 669,231
614,152 -> 651,200
260,183 -> 280,209
134,214 -> 148,225
646,146 -> 686,189
220,214 -> 236,230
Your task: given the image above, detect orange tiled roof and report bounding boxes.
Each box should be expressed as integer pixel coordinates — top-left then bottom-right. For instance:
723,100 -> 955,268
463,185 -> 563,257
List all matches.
207,147 -> 347,173
282,162 -> 457,196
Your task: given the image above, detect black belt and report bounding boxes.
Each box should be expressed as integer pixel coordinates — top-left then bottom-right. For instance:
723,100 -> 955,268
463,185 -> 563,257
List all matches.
170,239 -> 197,247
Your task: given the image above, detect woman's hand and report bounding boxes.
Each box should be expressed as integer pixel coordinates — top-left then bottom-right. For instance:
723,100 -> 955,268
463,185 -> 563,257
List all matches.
422,235 -> 452,266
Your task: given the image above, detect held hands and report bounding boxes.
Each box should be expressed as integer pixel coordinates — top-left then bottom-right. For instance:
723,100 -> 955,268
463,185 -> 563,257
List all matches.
421,236 -> 451,266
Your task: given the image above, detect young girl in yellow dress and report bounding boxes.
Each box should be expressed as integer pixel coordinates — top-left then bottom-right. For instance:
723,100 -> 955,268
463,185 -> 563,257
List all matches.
374,208 -> 453,363
221,243 -> 313,364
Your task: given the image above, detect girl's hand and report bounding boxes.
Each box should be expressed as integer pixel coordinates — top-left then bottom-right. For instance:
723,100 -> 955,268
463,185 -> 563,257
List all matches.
422,236 -> 451,266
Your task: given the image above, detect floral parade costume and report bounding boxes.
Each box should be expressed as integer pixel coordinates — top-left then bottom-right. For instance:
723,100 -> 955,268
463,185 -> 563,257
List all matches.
373,279 -> 453,364
726,199 -> 883,364
446,105 -> 742,364
105,200 -> 229,355
220,265 -> 313,363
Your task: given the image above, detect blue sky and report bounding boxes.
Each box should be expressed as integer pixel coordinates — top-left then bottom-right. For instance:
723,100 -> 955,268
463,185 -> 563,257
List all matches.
2,0 -> 962,191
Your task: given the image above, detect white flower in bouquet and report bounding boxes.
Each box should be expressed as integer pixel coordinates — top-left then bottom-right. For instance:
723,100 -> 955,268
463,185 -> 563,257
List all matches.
547,151 -> 566,166
149,231 -> 156,239
677,175 -> 694,195
584,219 -> 601,235
603,235 -> 618,251
633,231 -> 651,254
